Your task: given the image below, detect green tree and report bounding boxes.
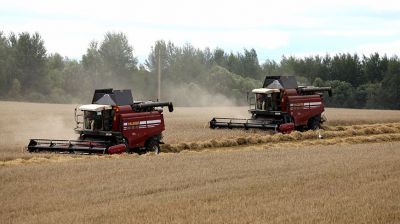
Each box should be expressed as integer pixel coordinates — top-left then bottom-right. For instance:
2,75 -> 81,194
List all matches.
0,32 -> 11,95
377,56 -> 400,109
47,53 -> 64,70
63,59 -> 88,101
8,78 -> 21,99
226,53 -> 241,75
9,32 -> 47,94
279,56 -> 298,76
212,48 -> 226,66
354,83 -> 380,108
240,48 -> 262,80
325,80 -> 355,108
145,40 -> 168,73
362,53 -> 387,83
312,77 -> 325,87
262,59 -> 280,76
47,53 -> 65,90
132,65 -> 153,99
330,53 -> 363,86
205,65 -> 258,103
98,32 -> 137,76
82,41 -> 101,87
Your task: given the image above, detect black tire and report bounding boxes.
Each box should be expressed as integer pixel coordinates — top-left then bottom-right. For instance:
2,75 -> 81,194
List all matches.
308,116 -> 321,130
146,139 -> 160,154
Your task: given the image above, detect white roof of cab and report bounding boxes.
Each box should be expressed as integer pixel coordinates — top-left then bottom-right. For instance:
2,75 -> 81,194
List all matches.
252,88 -> 280,94
78,104 -> 112,111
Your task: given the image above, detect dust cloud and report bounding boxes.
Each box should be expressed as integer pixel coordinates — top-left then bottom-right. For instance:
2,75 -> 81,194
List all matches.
161,82 -> 239,107
0,102 -> 77,157
65,71 -> 245,107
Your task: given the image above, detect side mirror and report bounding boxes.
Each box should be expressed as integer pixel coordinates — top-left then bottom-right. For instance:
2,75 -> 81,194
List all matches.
246,91 -> 250,103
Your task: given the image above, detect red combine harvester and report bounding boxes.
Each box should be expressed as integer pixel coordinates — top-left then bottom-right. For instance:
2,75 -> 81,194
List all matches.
27,89 -> 173,154
210,76 -> 332,133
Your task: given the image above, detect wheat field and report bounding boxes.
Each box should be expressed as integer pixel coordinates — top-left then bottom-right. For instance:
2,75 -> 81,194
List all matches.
1,142 -> 400,223
1,101 -> 400,152
164,106 -> 400,143
1,101 -> 399,159
1,101 -> 400,223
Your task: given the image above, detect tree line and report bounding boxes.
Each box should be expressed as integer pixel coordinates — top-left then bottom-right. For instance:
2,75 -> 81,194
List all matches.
0,31 -> 399,109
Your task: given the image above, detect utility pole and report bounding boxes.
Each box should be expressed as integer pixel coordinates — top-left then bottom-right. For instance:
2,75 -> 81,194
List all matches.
157,47 -> 161,101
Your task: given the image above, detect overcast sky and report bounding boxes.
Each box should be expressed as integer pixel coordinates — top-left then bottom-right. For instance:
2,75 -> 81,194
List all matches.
1,0 -> 400,63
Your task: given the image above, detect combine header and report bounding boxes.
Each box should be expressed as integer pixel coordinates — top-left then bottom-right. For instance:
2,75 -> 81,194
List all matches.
210,76 -> 332,133
27,89 -> 173,154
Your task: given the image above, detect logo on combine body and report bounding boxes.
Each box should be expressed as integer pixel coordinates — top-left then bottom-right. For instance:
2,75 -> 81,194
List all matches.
123,120 -> 161,130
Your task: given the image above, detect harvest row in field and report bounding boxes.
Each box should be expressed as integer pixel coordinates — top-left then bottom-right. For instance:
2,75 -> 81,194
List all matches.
1,101 -> 400,160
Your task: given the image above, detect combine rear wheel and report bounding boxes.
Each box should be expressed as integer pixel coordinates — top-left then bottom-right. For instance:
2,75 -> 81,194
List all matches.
146,139 -> 160,154
308,115 -> 321,130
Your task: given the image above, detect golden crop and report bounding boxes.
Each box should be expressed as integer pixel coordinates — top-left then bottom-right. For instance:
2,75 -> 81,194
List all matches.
1,101 -> 400,223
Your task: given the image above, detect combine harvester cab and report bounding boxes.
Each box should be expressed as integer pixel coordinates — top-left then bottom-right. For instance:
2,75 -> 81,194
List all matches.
27,89 -> 173,154
210,76 -> 332,133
